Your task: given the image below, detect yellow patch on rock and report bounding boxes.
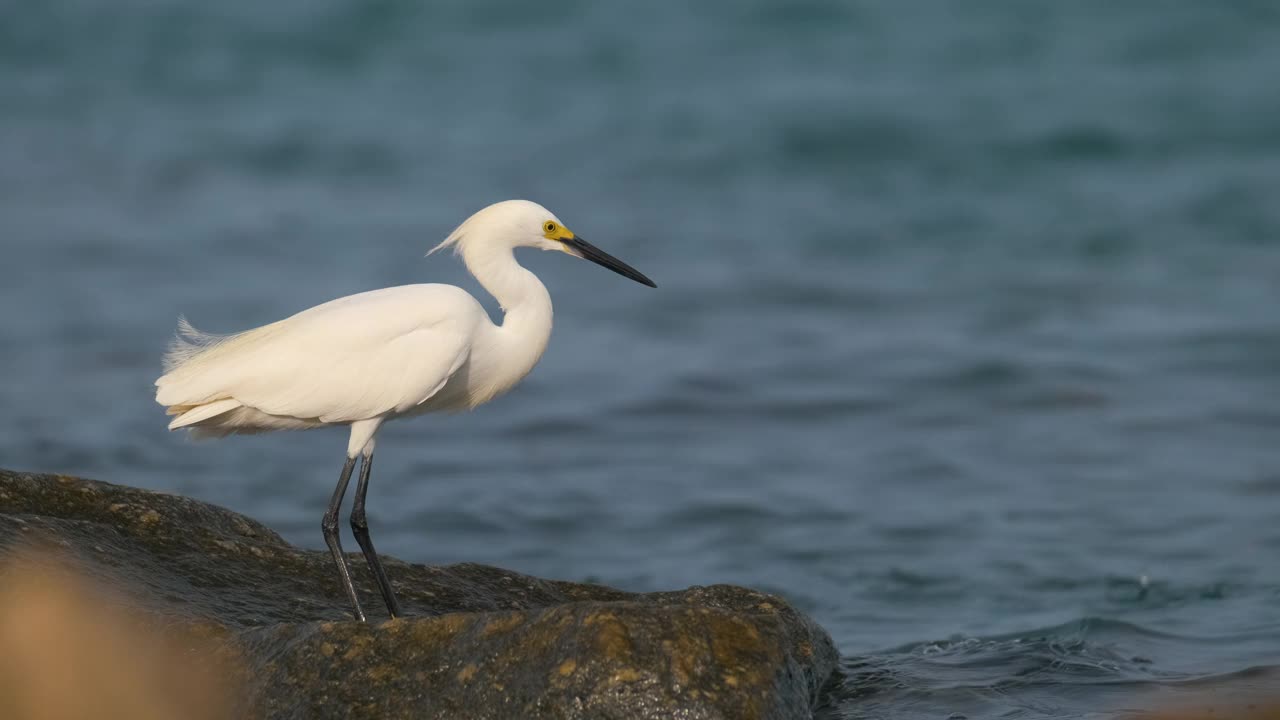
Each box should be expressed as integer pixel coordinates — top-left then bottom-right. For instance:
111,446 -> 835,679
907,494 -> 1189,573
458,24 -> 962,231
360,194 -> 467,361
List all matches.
413,612 -> 472,648
481,613 -> 524,637
341,634 -> 372,662
664,633 -> 702,688
585,611 -> 634,662
610,668 -> 642,684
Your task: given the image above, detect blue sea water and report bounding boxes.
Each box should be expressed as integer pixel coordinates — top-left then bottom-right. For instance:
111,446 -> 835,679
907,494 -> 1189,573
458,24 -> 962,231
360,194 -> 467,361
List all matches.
2,2 -> 1279,717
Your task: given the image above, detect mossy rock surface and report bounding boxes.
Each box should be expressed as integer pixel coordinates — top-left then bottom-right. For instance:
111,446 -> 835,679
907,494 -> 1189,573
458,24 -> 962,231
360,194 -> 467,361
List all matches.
0,469 -> 837,719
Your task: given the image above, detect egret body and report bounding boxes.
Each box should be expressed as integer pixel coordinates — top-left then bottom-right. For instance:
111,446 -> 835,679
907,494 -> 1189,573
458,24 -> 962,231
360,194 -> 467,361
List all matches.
155,200 -> 655,621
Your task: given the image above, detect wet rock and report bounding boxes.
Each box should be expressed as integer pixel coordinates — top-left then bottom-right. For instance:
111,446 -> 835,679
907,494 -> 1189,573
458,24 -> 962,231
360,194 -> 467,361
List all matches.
0,469 -> 837,719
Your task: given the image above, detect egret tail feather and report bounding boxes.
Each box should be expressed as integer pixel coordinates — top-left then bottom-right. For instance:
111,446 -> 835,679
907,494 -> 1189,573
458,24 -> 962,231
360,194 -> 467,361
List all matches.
167,398 -> 242,430
163,316 -> 248,372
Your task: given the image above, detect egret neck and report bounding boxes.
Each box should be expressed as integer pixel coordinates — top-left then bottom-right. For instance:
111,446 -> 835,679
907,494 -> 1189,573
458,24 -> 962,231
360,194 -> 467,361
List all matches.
460,236 -> 554,402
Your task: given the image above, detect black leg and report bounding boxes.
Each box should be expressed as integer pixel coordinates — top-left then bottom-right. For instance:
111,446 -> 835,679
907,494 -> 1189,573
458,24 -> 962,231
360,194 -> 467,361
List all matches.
322,456 -> 366,622
351,453 -> 402,618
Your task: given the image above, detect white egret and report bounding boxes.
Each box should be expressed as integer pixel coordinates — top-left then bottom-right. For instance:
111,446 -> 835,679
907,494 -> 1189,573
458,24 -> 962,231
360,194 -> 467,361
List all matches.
155,200 -> 655,621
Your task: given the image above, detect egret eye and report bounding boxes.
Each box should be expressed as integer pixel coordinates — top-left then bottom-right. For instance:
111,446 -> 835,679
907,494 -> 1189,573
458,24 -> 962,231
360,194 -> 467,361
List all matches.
544,221 -> 557,234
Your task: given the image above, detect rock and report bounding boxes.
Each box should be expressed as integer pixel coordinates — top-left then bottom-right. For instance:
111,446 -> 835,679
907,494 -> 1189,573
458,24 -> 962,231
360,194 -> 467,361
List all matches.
0,469 -> 837,719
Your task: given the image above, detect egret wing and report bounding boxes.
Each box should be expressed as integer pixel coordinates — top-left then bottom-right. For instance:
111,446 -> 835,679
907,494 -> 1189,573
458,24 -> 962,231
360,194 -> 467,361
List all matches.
239,328 -> 469,423
156,285 -> 480,423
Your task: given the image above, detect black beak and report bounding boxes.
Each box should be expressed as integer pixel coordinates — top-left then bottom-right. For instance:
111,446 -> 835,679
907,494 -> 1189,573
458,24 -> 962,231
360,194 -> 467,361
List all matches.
564,235 -> 657,288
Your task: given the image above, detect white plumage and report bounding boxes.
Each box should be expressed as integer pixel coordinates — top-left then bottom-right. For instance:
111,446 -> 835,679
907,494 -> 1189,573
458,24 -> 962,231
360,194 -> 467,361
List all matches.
154,199 -> 655,622
158,284 -> 481,443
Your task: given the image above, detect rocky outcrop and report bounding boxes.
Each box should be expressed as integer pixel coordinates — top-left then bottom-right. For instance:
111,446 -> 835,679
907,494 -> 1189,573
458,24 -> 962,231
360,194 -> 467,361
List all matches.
0,469 -> 837,719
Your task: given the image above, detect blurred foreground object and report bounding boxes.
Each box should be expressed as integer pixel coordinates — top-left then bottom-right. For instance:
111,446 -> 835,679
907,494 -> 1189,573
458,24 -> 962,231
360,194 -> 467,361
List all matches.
0,548 -> 239,720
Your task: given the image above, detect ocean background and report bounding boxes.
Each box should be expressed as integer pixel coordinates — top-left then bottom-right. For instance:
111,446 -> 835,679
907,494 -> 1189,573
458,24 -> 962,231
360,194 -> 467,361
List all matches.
2,2 -> 1279,716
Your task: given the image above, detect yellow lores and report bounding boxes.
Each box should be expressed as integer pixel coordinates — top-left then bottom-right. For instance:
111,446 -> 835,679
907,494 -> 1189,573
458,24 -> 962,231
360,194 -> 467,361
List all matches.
543,220 -> 571,241
155,200 -> 655,622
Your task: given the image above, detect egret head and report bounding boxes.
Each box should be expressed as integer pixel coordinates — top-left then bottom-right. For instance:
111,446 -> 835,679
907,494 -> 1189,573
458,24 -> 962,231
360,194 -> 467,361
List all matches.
432,200 -> 656,288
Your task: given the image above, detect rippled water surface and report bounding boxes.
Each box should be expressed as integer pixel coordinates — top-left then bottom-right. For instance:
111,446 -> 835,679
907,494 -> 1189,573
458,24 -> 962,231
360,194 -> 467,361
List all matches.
3,2 -> 1279,717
